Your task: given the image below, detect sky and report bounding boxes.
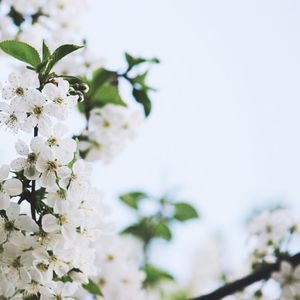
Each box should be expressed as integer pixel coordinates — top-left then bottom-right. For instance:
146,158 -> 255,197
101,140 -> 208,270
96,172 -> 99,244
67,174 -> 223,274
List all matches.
79,0 -> 300,284
1,0 -> 300,292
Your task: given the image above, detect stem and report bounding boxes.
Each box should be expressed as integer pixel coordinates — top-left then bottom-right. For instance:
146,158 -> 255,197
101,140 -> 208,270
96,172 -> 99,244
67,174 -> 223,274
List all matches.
30,126 -> 39,222
190,253 -> 300,300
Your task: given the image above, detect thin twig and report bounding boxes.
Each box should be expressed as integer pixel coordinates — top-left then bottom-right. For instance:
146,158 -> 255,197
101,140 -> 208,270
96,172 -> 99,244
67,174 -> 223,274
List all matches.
190,253 -> 300,300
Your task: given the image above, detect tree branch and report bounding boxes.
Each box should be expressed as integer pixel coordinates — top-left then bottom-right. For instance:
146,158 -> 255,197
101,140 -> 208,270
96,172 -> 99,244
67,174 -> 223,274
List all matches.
190,253 -> 300,300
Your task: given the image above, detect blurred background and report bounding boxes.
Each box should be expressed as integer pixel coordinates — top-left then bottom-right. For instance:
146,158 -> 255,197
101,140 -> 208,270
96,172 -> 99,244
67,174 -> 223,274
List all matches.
2,0 -> 300,293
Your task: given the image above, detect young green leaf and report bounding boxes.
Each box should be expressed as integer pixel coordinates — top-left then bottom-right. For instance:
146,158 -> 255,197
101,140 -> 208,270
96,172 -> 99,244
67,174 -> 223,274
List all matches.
0,40 -> 41,67
42,41 -> 51,60
174,203 -> 199,221
89,68 -> 116,97
125,52 -> 160,69
154,222 -> 172,241
144,264 -> 174,286
94,85 -> 126,107
46,44 -> 83,73
119,191 -> 148,209
82,279 -> 103,297
132,88 -> 152,117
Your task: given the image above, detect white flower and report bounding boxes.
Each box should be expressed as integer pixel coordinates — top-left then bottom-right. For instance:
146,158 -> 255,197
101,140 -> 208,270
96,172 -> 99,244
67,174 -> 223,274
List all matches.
36,147 -> 69,190
42,214 -> 60,233
272,261 -> 300,299
40,123 -> 77,165
42,78 -> 78,120
23,89 -> 53,132
11,137 -> 44,180
2,69 -> 40,101
6,203 -> 39,232
41,282 -> 77,300
47,188 -> 70,214
0,165 -> 22,209
59,159 -> 90,196
0,101 -> 27,133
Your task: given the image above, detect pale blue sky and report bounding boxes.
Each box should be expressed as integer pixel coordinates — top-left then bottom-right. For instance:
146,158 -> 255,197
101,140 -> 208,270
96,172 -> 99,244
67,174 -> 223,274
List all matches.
82,0 -> 300,285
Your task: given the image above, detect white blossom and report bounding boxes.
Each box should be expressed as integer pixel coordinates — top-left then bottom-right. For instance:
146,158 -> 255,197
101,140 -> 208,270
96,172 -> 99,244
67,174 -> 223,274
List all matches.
0,165 -> 22,209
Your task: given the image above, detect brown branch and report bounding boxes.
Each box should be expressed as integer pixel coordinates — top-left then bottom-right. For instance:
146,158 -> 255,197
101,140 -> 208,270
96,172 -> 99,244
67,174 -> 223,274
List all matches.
190,253 -> 300,300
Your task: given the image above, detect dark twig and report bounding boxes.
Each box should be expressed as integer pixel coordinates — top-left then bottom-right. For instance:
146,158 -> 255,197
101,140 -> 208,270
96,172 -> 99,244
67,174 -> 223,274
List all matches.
190,253 -> 300,300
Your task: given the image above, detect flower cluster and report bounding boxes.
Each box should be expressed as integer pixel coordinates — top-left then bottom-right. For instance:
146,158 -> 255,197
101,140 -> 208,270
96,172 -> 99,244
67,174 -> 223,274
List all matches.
0,68 -> 77,133
0,68 -> 109,299
0,0 -> 89,49
248,209 -> 300,266
78,104 -> 143,162
272,261 -> 300,299
81,234 -> 146,300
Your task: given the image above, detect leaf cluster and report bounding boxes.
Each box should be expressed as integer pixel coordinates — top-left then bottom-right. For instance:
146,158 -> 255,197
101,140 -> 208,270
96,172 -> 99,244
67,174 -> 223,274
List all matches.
78,52 -> 159,117
119,191 -> 199,287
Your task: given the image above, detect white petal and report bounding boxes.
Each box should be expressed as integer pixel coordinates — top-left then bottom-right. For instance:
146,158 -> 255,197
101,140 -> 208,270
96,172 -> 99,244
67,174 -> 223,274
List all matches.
24,165 -> 40,180
42,83 -> 58,101
53,123 -> 68,138
57,78 -> 70,94
22,69 -> 39,88
0,192 -> 10,210
0,165 -> 10,181
6,202 -> 20,220
281,261 -> 292,276
30,136 -> 45,153
57,166 -> 71,179
15,139 -> 29,156
8,73 -> 21,87
40,171 -> 56,189
15,215 -> 39,232
3,178 -> 22,196
10,157 -> 27,172
42,214 -> 59,233
2,87 -> 15,100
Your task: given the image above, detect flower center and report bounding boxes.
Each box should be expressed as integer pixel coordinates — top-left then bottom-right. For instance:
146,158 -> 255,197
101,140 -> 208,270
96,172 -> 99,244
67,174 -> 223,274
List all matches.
12,257 -> 22,269
58,215 -> 69,226
33,106 -> 43,116
54,97 -> 65,104
4,220 -> 14,232
27,152 -> 37,164
15,87 -> 24,96
6,114 -> 18,127
57,189 -> 67,200
48,136 -> 58,147
36,262 -> 48,272
106,254 -> 115,261
103,120 -> 111,128
46,161 -> 58,172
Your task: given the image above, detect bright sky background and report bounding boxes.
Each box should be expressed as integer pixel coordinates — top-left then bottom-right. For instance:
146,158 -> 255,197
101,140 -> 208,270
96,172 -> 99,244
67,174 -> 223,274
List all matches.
1,0 -> 300,294
81,0 -> 300,287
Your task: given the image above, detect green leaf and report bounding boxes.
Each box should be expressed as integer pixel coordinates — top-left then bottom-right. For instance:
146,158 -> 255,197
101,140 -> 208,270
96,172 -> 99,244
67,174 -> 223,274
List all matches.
94,85 -> 126,107
89,68 -> 116,97
122,218 -> 155,243
174,203 -> 199,221
122,223 -> 147,240
46,44 -> 83,73
132,88 -> 151,117
0,40 -> 41,67
42,41 -> 51,60
82,279 -> 103,297
154,222 -> 172,241
144,264 -> 174,286
125,52 -> 160,69
119,191 -> 148,209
